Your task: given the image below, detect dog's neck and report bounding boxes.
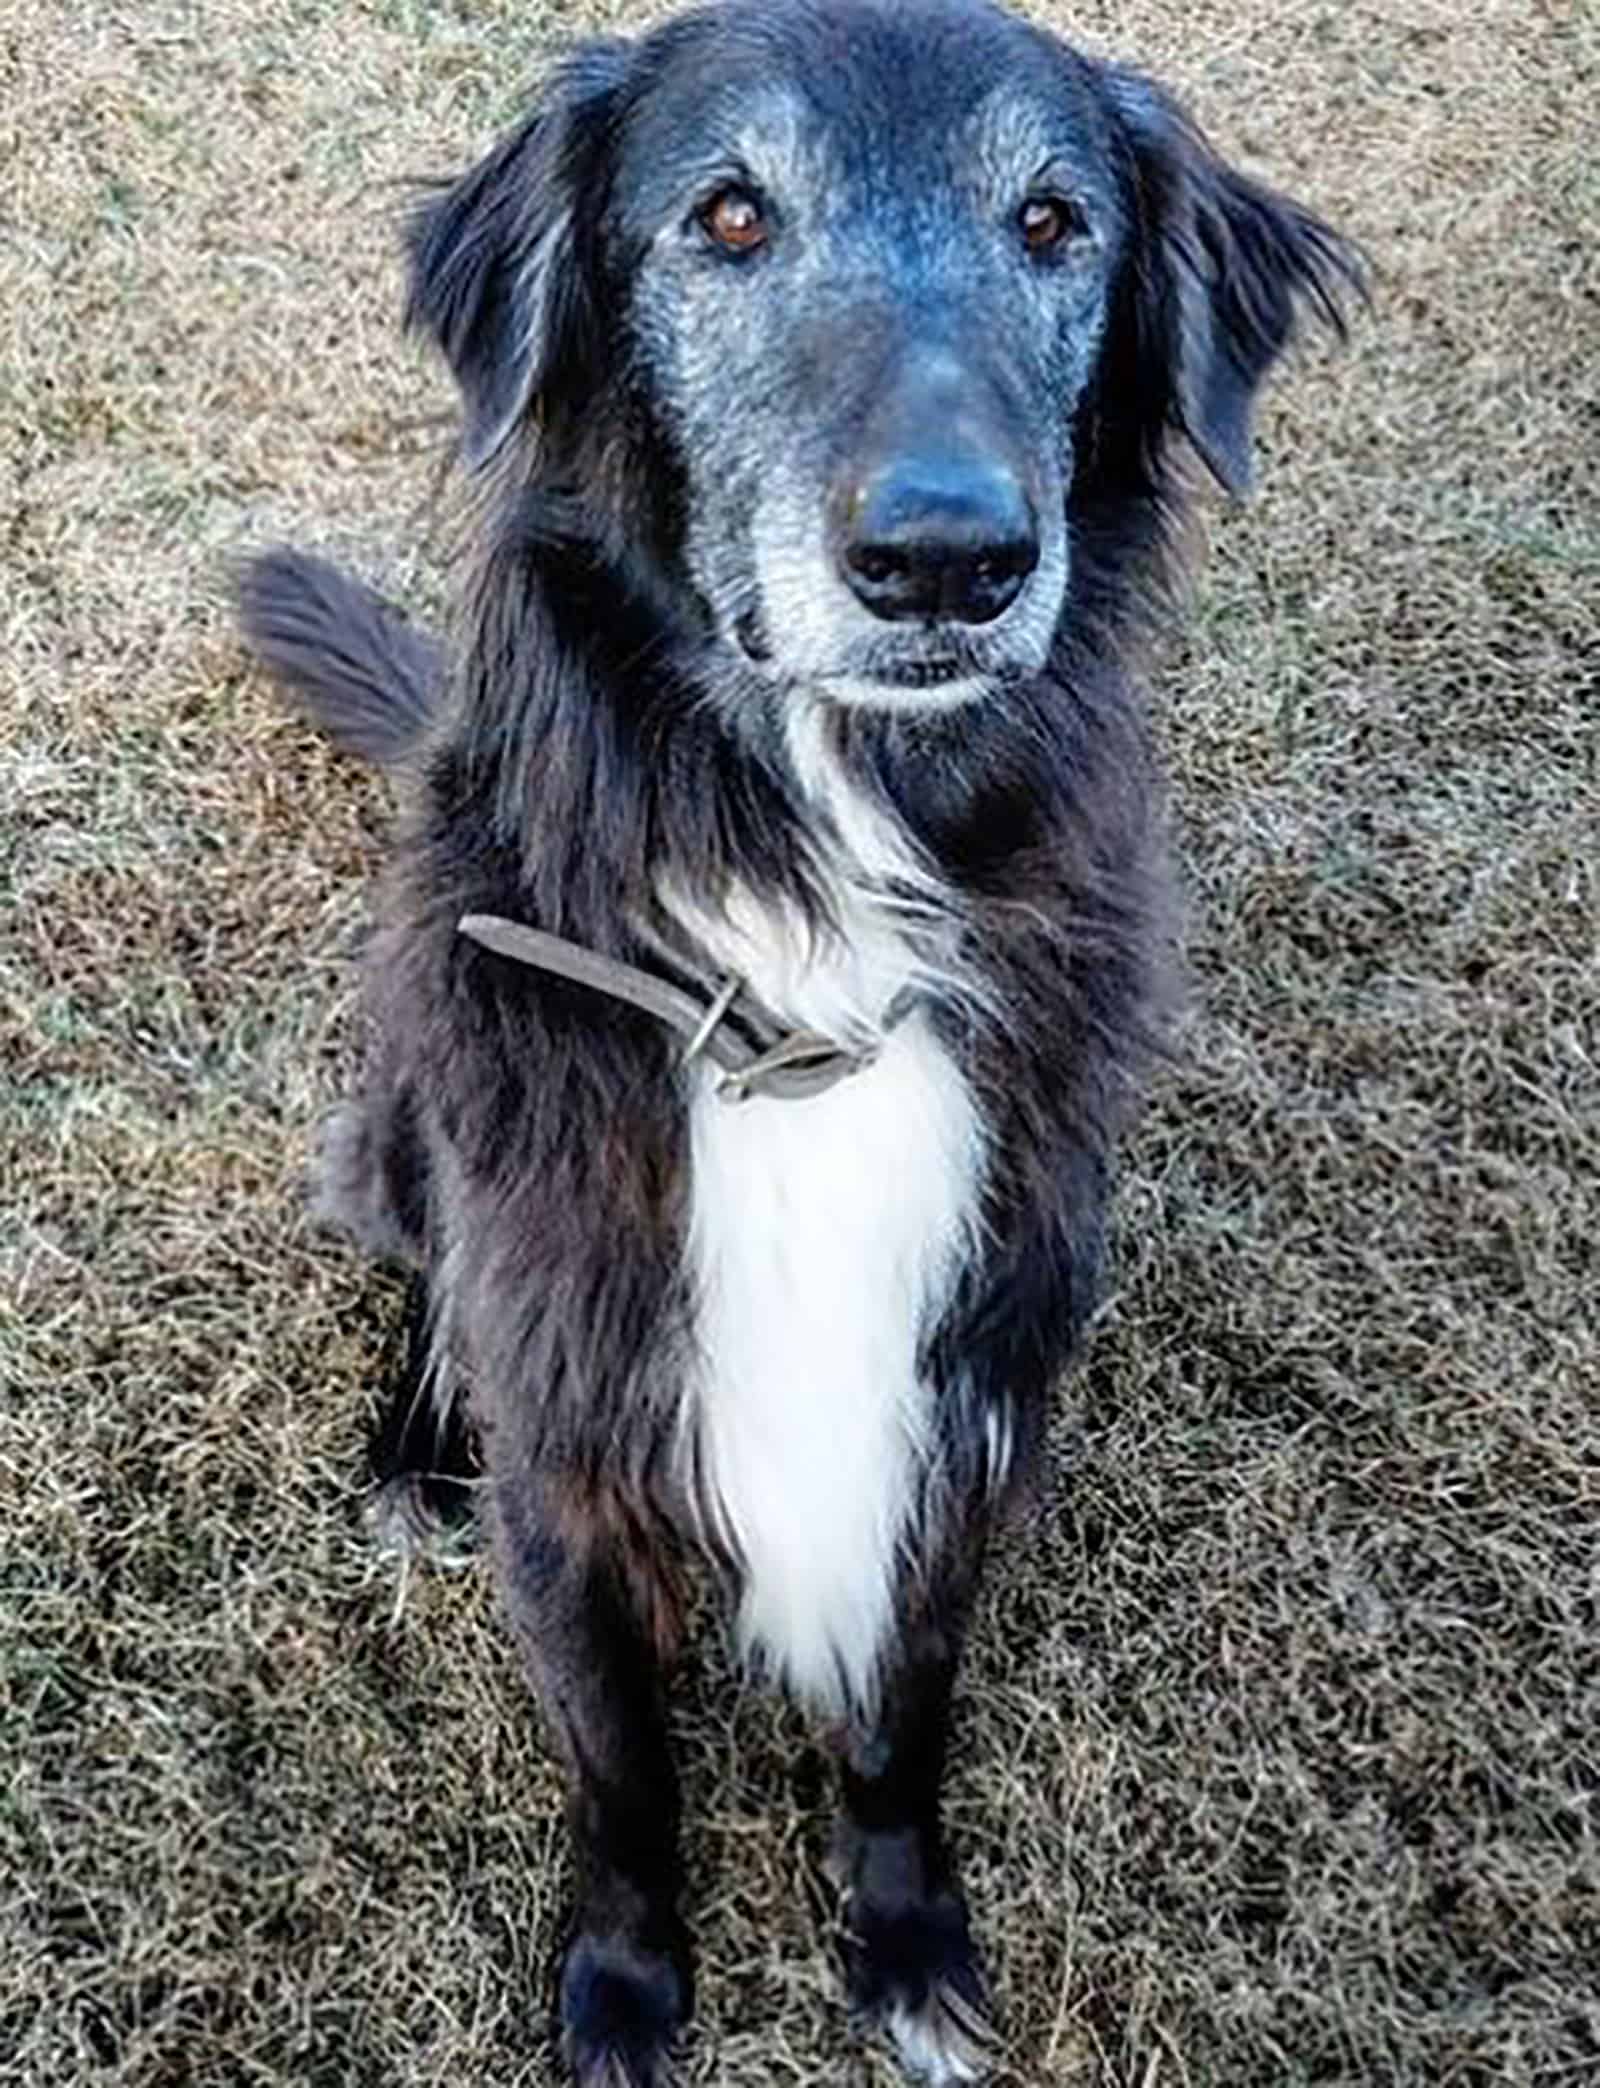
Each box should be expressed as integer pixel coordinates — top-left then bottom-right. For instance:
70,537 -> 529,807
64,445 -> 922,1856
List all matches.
651,699 -> 977,1048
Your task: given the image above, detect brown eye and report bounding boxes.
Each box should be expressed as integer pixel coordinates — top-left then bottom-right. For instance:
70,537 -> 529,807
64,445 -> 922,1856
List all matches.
702,186 -> 768,254
1020,195 -> 1084,253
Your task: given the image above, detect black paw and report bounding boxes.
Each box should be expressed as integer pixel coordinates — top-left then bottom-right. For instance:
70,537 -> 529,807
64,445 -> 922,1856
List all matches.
559,1927 -> 691,2087
840,1848 -> 994,2084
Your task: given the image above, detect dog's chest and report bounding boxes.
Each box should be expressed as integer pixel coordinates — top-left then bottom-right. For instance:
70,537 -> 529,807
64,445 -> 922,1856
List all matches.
672,879 -> 984,1713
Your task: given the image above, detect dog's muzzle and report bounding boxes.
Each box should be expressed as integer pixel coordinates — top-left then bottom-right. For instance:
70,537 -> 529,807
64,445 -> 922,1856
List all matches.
828,342 -> 1041,628
837,455 -> 1039,626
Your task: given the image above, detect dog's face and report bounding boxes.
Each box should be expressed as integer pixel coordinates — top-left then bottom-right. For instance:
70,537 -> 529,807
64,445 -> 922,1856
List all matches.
612,2 -> 1119,710
408,0 -> 1356,717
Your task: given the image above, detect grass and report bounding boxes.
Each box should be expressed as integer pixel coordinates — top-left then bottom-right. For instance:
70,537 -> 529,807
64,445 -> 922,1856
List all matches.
2,1 -> 1596,2082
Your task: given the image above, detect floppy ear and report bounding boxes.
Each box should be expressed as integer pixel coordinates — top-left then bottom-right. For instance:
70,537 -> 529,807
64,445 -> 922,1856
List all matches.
1106,68 -> 1364,494
405,41 -> 631,467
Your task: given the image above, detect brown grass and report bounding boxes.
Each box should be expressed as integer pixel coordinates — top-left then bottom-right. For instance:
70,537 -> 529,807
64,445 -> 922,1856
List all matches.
3,1 -> 1596,2082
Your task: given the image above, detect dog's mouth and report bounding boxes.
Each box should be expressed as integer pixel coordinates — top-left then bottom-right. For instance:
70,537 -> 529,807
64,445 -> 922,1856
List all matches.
863,655 -> 973,689
727,539 -> 1067,708
732,606 -> 997,703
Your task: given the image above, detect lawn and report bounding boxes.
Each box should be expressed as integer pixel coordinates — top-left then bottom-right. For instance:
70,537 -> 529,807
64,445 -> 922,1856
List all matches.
2,1 -> 1595,2082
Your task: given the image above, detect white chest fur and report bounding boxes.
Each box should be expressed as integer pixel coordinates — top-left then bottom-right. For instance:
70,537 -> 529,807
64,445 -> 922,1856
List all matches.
670,796 -> 984,1714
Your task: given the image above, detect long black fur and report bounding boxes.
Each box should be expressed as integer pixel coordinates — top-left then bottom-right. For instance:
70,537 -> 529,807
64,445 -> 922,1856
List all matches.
237,548 -> 441,764
239,5 -> 1360,2081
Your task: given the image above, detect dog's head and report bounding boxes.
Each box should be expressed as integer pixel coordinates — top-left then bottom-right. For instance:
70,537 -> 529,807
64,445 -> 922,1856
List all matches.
408,0 -> 1360,717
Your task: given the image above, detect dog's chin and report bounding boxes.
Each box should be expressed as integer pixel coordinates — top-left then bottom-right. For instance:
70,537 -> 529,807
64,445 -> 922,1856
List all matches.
728,624 -> 1019,715
722,581 -> 1068,715
813,668 -> 998,715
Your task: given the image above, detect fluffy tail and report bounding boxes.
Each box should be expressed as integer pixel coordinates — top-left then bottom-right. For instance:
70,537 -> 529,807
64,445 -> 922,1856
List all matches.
236,547 -> 443,765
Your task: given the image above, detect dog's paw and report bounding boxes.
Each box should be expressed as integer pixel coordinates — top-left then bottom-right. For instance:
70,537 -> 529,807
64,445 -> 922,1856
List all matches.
366,1469 -> 478,1565
844,1883 -> 995,2085
560,1927 -> 690,2087
885,1974 -> 995,2085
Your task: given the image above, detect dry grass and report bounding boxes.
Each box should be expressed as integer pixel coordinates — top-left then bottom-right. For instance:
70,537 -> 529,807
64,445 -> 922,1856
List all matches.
3,1 -> 1596,2082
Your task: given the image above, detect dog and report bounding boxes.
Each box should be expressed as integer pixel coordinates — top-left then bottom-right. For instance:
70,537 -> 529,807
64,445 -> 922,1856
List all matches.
238,2 -> 1358,2080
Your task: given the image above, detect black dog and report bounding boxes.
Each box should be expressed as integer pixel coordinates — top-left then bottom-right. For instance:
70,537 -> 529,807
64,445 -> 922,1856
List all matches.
240,2 -> 1358,2079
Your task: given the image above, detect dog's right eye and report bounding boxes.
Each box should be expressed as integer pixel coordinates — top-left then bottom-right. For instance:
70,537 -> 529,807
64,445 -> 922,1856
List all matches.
1019,195 -> 1087,254
699,186 -> 768,256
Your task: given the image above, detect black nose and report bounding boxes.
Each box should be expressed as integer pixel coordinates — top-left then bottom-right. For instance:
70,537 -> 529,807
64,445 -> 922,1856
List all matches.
839,459 -> 1039,625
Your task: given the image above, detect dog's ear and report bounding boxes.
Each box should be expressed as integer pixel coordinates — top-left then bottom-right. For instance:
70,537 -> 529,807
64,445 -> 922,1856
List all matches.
1105,69 -> 1364,494
405,41 -> 631,467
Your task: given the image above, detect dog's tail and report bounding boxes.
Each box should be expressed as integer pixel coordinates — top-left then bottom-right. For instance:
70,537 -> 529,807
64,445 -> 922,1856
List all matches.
236,547 -> 443,766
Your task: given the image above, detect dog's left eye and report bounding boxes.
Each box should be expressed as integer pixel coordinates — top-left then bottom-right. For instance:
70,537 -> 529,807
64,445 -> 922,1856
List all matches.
1019,195 -> 1087,253
700,186 -> 769,255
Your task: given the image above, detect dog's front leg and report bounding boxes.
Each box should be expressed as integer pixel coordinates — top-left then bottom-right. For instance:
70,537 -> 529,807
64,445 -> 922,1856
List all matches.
831,1520 -> 994,2086
490,1463 -> 690,2088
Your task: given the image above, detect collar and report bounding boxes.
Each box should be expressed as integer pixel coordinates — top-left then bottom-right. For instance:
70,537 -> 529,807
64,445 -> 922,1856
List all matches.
458,912 -> 886,1103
